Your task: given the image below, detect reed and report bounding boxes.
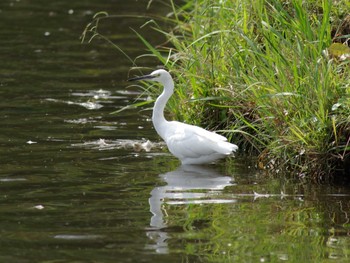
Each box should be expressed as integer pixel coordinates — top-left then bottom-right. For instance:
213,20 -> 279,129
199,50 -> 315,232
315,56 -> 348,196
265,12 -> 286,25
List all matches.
143,0 -> 350,179
82,0 -> 350,179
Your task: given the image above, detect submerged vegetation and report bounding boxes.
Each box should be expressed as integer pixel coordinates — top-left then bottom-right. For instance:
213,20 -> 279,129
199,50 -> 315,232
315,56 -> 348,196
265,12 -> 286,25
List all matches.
83,0 -> 350,180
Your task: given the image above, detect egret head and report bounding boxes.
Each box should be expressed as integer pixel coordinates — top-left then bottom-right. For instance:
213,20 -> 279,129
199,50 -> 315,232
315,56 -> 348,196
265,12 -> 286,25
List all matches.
128,69 -> 171,84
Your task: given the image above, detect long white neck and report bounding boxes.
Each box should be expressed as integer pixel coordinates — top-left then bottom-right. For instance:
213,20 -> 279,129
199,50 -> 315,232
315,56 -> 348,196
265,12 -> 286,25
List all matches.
152,77 -> 174,139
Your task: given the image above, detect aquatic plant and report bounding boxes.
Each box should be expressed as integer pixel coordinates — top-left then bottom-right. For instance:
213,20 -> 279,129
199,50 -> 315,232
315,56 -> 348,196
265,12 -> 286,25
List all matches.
137,0 -> 350,180
82,0 -> 350,180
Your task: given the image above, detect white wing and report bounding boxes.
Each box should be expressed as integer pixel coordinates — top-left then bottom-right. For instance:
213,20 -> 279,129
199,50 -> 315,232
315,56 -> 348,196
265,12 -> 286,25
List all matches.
164,121 -> 237,161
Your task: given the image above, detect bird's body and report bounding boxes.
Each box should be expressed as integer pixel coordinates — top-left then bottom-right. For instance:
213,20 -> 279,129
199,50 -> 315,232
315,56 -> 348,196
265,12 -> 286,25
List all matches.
129,69 -> 238,165
159,120 -> 237,164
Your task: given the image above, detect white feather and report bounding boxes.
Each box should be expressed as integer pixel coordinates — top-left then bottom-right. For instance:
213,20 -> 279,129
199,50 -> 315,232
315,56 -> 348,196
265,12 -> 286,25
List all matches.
129,69 -> 238,165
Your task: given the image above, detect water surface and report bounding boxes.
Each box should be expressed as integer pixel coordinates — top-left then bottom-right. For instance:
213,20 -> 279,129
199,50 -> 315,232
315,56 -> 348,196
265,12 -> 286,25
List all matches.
1,0 -> 350,262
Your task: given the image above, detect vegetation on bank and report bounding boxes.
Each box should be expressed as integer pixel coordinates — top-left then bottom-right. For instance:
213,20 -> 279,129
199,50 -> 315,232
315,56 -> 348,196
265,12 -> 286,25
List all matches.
83,0 -> 350,180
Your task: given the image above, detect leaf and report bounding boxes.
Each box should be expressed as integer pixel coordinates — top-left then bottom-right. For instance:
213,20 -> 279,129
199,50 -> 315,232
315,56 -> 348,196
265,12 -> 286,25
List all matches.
331,102 -> 341,111
93,11 -> 109,19
131,29 -> 166,64
328,43 -> 350,60
188,96 -> 232,102
289,126 -> 308,145
110,100 -> 154,115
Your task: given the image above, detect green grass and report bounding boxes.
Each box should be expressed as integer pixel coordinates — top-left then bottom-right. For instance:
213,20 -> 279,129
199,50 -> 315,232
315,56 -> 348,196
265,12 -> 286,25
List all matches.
83,0 -> 350,179
140,0 -> 350,179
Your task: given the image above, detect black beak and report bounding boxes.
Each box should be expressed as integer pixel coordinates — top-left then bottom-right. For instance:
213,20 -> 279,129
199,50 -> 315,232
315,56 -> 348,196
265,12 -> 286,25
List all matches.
127,74 -> 155,82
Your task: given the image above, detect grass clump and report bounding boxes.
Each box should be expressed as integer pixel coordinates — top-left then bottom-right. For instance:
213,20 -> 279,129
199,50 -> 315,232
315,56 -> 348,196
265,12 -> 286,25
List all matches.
82,0 -> 350,179
141,0 -> 350,179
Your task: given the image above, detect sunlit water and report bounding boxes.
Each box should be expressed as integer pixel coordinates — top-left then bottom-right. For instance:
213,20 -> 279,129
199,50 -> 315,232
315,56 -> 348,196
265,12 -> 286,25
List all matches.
1,1 -> 350,262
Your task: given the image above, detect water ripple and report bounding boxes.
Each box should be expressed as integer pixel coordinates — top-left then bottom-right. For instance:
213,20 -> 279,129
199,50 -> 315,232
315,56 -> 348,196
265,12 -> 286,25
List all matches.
54,234 -> 104,240
46,98 -> 103,110
71,139 -> 164,152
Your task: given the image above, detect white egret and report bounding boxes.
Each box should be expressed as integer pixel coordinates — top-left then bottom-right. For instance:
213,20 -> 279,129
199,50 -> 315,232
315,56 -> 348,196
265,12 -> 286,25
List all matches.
128,69 -> 238,165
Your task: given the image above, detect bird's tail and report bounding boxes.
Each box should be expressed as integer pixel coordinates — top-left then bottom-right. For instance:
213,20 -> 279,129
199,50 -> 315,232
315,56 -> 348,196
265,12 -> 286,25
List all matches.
215,141 -> 238,155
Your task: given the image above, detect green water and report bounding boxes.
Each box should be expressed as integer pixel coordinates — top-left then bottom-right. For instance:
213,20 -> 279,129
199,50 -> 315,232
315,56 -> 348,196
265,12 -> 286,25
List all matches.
1,0 -> 350,262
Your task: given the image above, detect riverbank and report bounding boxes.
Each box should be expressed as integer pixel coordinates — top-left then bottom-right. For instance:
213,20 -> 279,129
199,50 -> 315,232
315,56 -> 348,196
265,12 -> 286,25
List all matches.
82,0 -> 350,180
141,0 -> 349,180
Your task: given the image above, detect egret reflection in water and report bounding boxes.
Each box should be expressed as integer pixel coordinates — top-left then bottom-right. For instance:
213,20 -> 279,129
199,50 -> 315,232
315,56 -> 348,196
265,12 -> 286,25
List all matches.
146,165 -> 235,254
